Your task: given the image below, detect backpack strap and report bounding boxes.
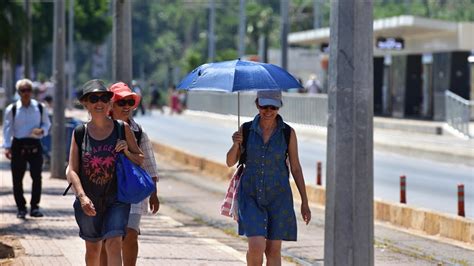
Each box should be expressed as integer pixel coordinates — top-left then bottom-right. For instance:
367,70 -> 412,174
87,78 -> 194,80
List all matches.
133,124 -> 143,146
238,121 -> 252,165
115,120 -> 125,140
283,122 -> 292,158
63,123 -> 85,196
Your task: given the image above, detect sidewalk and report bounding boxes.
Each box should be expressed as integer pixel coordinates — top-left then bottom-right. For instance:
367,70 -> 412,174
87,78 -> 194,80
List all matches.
0,160 -> 252,265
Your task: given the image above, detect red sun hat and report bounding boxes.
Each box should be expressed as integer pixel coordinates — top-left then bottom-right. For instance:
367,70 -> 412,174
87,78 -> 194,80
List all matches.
109,82 -> 141,109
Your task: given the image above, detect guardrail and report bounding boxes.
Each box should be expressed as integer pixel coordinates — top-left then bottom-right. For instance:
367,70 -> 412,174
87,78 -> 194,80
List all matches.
445,91 -> 472,138
186,91 -> 328,127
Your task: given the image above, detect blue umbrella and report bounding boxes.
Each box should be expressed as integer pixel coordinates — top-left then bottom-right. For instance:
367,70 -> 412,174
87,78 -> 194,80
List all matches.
177,59 -> 302,126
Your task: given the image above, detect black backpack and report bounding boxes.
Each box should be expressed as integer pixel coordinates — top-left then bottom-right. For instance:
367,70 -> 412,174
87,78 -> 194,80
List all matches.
238,121 -> 292,165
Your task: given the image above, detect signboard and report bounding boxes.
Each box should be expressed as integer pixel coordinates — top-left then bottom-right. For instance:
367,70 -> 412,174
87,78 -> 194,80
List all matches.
376,37 -> 404,50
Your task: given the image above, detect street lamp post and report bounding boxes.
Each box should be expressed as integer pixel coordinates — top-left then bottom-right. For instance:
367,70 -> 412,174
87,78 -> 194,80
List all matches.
51,0 -> 66,179
112,0 -> 132,86
324,0 -> 374,265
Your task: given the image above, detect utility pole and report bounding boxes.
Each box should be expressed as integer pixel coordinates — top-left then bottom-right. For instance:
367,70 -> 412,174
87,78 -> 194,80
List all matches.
67,0 -> 75,107
208,0 -> 216,62
238,0 -> 246,58
22,0 -> 32,79
313,0 -> 322,29
51,0 -> 66,179
280,0 -> 289,70
112,0 -> 132,85
324,0 -> 374,265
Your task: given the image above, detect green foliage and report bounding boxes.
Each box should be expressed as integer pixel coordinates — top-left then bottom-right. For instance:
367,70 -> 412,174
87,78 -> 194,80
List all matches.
74,0 -> 111,44
0,1 -> 28,60
29,0 -> 111,77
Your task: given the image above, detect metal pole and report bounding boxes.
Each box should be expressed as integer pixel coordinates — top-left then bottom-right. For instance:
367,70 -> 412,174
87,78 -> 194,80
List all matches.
208,0 -> 216,62
324,0 -> 374,265
112,0 -> 132,85
280,0 -> 289,70
67,0 -> 75,107
51,0 -> 66,179
23,0 -> 32,79
238,0 -> 246,58
238,0 -> 245,128
313,0 -> 322,29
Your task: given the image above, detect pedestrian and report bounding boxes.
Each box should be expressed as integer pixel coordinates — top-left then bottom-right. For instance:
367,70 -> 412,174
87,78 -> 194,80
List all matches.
131,80 -> 146,116
66,79 -> 144,265
2,78 -> 51,219
148,82 -> 164,113
169,85 -> 181,115
101,82 -> 160,266
226,90 -> 311,265
304,74 -> 322,94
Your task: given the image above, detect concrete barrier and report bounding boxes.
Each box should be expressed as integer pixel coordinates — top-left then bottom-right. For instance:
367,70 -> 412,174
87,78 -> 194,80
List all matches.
153,141 -> 474,246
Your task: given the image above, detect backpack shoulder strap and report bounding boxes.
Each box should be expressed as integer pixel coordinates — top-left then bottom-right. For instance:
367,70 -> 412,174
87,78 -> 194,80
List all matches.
11,104 -> 16,119
283,122 -> 292,148
133,124 -> 143,146
74,124 -> 86,149
283,122 -> 292,159
37,101 -> 44,127
64,124 -> 85,196
115,120 -> 126,140
238,121 -> 252,165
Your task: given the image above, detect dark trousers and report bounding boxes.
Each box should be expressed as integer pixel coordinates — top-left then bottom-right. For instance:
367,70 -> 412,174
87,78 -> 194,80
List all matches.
11,138 -> 43,211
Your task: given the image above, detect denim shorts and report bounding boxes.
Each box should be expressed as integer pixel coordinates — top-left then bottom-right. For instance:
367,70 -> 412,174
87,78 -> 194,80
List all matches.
74,198 -> 131,242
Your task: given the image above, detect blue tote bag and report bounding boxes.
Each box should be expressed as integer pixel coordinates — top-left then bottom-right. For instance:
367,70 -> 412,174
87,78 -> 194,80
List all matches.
116,153 -> 155,204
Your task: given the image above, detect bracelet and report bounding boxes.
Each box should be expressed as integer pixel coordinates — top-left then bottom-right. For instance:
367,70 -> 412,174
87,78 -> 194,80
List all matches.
77,193 -> 86,199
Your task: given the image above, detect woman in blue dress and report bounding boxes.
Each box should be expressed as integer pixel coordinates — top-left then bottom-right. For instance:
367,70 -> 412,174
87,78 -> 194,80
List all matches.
226,90 -> 311,265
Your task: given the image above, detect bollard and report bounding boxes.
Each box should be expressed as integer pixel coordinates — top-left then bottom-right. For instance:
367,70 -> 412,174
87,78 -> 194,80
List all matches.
316,161 -> 322,186
400,175 -> 406,204
458,184 -> 465,217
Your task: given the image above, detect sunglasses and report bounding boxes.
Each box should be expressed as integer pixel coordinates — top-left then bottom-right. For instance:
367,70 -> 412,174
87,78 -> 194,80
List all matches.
19,88 -> 32,93
116,99 -> 136,107
88,93 -> 111,104
258,105 -> 279,111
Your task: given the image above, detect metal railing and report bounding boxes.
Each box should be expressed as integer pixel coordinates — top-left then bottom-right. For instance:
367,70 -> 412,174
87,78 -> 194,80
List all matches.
186,91 -> 328,127
445,91 -> 472,138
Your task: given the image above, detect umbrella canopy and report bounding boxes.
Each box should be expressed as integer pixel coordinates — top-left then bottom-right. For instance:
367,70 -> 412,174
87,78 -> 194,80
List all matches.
177,59 -> 302,92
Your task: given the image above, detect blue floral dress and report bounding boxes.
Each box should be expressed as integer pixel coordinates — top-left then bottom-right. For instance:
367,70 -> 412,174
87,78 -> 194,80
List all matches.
238,114 -> 297,241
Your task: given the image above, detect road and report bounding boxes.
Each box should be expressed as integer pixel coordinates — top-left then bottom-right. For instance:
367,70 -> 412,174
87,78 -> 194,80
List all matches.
136,111 -> 474,218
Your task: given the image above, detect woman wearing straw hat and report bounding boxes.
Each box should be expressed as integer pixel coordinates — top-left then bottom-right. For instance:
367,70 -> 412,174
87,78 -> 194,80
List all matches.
66,79 -> 144,265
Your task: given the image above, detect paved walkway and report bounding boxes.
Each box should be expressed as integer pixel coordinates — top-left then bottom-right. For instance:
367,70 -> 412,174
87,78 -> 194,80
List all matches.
0,160 -> 252,265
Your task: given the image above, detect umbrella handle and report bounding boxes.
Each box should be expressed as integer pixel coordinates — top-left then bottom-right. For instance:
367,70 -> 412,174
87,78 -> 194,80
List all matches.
237,92 -> 240,129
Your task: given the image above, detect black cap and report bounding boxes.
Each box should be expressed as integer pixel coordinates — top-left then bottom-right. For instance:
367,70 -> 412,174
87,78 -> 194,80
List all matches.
79,79 -> 114,101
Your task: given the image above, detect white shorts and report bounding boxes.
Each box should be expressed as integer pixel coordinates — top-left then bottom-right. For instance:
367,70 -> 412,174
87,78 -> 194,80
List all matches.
127,213 -> 142,233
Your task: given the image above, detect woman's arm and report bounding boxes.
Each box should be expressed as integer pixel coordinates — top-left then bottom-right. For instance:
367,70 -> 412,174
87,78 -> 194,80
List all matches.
120,122 -> 144,165
139,132 -> 160,214
226,126 -> 243,167
287,128 -> 311,224
66,133 -> 96,217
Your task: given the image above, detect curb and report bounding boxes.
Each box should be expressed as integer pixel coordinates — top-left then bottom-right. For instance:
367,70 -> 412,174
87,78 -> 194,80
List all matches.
152,140 -> 474,248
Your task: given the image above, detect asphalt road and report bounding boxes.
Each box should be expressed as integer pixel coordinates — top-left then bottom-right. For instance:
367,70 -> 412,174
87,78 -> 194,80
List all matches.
136,111 -> 474,218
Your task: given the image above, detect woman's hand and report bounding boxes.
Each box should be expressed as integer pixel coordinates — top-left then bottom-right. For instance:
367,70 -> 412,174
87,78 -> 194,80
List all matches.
79,194 -> 96,216
114,139 -> 129,153
232,131 -> 243,145
301,202 -> 311,225
149,193 -> 160,214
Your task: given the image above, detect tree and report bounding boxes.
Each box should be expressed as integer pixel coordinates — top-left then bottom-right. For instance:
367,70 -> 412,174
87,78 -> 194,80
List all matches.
0,2 -> 27,61
31,0 -> 111,80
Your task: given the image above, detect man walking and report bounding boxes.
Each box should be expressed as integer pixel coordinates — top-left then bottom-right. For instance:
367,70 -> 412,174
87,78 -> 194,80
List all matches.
3,79 -> 51,219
